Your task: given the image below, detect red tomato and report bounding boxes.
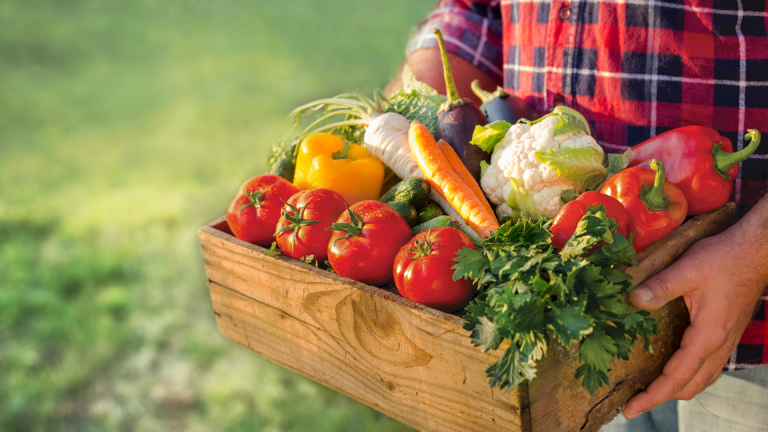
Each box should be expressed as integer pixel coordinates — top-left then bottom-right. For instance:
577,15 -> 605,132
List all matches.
226,174 -> 299,246
327,200 -> 412,286
393,228 -> 476,313
275,189 -> 348,261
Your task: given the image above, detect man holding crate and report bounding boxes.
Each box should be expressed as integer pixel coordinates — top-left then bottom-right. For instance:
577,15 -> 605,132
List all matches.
388,1 -> 768,430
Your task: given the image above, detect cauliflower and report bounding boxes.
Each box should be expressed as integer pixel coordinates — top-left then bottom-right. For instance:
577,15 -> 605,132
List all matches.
479,109 -> 606,220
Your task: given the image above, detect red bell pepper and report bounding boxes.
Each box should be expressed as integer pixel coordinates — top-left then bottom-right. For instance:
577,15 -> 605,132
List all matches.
600,159 -> 688,252
628,127 -> 761,215
549,191 -> 629,252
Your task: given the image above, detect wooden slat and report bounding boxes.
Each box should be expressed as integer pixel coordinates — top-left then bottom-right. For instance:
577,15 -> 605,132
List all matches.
528,202 -> 737,432
198,202 -> 736,432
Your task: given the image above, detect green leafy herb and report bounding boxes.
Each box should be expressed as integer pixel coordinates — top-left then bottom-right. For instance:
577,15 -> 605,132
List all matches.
535,147 -> 609,192
470,120 -> 512,153
453,205 -> 657,395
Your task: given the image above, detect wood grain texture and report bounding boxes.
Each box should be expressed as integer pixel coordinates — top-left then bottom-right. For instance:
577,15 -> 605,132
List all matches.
199,222 -> 525,432
198,202 -> 736,432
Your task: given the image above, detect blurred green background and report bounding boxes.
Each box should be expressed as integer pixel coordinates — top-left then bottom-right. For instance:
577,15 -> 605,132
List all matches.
0,1 -> 434,430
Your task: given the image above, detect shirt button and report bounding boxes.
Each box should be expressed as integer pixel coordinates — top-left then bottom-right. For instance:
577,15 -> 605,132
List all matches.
559,7 -> 572,20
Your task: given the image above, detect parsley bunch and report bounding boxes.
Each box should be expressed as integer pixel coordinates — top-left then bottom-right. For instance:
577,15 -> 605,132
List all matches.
452,205 -> 658,395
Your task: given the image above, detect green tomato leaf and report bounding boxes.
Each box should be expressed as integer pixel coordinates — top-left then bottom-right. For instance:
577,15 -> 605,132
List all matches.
506,177 -> 543,221
535,147 -> 608,192
470,120 -> 512,153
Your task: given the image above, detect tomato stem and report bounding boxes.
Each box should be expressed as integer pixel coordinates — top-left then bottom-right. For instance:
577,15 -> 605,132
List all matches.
275,200 -> 322,252
240,189 -> 265,212
327,204 -> 365,244
409,230 -> 433,259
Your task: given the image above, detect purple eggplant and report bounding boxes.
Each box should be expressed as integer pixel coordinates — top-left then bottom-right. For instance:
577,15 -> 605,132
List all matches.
471,80 -> 539,124
433,28 -> 489,181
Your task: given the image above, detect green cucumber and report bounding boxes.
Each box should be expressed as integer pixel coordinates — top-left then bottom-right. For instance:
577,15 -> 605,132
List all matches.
270,157 -> 295,182
411,216 -> 461,236
386,201 -> 419,227
379,177 -> 432,209
416,204 -> 444,224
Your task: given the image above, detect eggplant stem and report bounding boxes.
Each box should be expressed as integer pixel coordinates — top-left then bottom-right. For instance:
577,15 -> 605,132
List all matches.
433,28 -> 460,103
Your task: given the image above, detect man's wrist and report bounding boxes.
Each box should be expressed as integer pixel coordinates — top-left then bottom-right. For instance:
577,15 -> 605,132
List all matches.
719,194 -> 768,283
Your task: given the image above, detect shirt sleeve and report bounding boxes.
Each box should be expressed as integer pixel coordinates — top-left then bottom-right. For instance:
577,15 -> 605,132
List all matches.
406,0 -> 503,79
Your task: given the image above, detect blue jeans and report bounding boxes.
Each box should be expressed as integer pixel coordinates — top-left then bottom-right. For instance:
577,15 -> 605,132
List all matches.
599,364 -> 768,432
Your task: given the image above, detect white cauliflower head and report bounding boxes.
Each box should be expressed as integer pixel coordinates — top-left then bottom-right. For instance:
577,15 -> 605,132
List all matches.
479,109 -> 605,221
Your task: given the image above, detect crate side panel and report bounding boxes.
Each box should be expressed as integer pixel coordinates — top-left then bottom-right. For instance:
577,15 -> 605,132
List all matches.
210,281 -> 525,432
528,203 -> 735,432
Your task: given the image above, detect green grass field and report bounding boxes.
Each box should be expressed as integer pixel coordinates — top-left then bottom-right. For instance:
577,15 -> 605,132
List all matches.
0,1 -> 433,430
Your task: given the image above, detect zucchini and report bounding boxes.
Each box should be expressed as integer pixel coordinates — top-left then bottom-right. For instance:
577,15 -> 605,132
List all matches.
416,204 -> 444,224
386,201 -> 419,227
379,177 -> 431,209
270,157 -> 296,182
411,216 -> 461,236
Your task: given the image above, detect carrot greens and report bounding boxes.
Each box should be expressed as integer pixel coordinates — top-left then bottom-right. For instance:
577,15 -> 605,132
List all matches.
452,205 -> 658,395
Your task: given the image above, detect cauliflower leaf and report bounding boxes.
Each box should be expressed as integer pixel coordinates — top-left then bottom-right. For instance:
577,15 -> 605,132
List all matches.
470,121 -> 512,153
506,177 -> 544,220
607,148 -> 632,174
535,147 -> 608,192
522,106 -> 590,138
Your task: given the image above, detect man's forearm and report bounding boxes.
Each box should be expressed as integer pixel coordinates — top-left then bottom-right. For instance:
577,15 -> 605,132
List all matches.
383,48 -> 501,106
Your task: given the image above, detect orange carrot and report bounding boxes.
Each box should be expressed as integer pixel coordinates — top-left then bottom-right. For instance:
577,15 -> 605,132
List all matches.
408,121 -> 499,238
437,139 -> 494,217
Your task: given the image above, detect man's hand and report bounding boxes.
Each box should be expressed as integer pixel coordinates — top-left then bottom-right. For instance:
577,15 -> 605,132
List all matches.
623,200 -> 768,419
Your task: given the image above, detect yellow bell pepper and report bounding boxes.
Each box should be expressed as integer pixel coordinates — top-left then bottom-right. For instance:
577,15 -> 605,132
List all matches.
293,132 -> 384,205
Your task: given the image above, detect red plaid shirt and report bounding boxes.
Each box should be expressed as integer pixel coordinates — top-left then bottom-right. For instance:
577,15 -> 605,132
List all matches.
409,0 -> 768,370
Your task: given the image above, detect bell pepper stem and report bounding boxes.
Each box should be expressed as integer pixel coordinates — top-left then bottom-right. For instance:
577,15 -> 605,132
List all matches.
640,159 -> 669,211
713,129 -> 762,178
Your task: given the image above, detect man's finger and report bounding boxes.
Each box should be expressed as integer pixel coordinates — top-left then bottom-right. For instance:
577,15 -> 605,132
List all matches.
623,324 -> 724,418
629,259 -> 699,311
671,333 -> 738,400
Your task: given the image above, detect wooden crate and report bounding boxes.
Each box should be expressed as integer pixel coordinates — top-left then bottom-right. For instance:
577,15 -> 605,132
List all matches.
198,203 -> 736,432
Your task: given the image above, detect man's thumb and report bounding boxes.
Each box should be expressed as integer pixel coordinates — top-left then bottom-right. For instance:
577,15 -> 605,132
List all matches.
630,265 -> 695,311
